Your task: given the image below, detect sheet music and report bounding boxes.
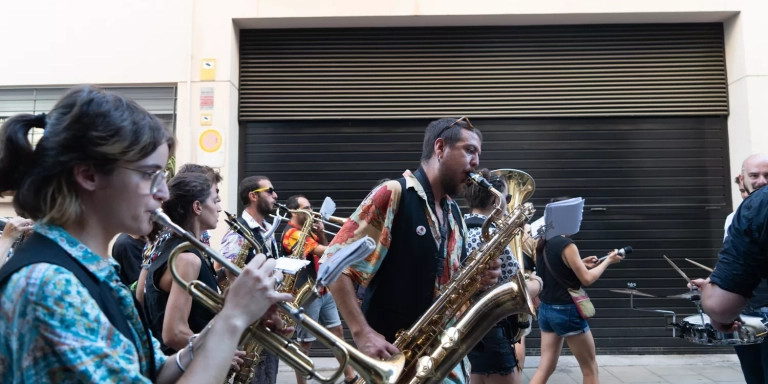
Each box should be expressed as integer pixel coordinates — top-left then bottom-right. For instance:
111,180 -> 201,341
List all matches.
275,258 -> 311,275
531,197 -> 585,240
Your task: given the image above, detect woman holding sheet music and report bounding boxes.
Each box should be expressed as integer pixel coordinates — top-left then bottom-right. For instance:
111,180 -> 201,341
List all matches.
529,198 -> 624,384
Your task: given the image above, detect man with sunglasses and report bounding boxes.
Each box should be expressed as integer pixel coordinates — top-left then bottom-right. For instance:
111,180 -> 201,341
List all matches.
323,117 -> 502,384
220,175 -> 281,384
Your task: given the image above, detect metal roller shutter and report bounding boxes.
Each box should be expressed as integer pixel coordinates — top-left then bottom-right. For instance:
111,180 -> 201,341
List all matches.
238,23 -> 730,355
241,116 -> 731,354
240,23 -> 726,119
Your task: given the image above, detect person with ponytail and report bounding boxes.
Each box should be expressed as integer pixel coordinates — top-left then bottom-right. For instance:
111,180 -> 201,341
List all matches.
0,85 -> 291,383
143,171 -> 222,354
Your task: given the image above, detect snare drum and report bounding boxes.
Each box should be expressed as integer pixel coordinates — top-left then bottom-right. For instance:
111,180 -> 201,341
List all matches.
678,313 -> 767,345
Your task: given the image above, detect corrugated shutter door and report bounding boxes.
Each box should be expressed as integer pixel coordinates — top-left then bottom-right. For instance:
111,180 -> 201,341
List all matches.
239,23 -> 731,355
242,116 -> 731,355
240,23 -> 726,119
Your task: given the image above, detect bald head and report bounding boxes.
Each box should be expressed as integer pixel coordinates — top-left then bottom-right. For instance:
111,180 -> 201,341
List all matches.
740,154 -> 768,195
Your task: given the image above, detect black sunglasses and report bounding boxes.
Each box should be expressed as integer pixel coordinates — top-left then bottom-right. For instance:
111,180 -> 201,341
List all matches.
436,116 -> 475,139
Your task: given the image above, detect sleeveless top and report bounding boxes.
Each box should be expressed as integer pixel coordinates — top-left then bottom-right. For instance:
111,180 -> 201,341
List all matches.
143,235 -> 218,354
537,236 -> 579,305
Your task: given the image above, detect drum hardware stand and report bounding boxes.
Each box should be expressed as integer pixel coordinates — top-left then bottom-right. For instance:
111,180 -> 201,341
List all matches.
617,282 -> 678,337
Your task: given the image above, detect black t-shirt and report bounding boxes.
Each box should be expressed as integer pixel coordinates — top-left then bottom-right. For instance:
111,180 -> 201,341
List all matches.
711,186 -> 768,300
537,236 -> 579,305
111,233 -> 145,286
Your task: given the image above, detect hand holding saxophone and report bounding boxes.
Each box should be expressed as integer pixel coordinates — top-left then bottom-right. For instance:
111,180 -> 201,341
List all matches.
478,256 -> 503,290
219,253 -> 294,330
352,326 -> 400,360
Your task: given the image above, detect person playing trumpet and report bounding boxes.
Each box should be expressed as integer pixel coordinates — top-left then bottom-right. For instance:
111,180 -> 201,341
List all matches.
0,85 -> 291,383
280,195 -> 359,384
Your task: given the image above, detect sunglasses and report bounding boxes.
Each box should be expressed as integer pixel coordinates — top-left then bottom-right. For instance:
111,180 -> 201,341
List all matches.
252,186 -> 276,195
436,116 -> 475,139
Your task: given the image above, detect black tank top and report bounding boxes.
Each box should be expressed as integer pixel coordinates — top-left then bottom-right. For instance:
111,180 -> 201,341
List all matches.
537,236 -> 579,305
143,235 -> 218,354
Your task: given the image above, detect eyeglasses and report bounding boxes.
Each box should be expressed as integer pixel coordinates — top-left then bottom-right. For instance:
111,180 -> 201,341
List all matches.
117,166 -> 168,194
252,186 -> 276,195
436,116 -> 475,139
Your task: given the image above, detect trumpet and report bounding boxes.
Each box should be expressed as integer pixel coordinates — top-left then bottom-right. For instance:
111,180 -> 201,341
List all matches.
151,208 -> 405,384
270,204 -> 347,236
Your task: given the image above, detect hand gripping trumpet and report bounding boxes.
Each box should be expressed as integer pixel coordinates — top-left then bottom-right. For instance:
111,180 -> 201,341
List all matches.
151,208 -> 405,384
370,172 -> 536,384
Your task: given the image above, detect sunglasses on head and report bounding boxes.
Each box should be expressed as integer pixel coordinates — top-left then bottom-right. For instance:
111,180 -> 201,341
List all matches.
436,116 -> 475,139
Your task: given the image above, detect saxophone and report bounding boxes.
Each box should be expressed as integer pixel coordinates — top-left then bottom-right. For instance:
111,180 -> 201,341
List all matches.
364,172 -> 536,384
221,211 -> 265,384
275,203 -> 318,331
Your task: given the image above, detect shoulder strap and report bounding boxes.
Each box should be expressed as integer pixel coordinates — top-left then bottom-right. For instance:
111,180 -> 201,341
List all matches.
0,233 -> 156,380
541,245 -> 576,290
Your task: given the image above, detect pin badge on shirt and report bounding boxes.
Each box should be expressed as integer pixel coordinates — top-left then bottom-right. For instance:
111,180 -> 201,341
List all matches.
416,225 -> 427,236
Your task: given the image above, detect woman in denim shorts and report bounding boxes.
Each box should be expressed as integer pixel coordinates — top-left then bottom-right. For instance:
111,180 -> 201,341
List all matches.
529,202 -> 624,384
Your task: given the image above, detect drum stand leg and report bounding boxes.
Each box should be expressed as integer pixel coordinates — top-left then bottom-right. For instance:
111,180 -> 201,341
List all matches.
628,292 -> 678,337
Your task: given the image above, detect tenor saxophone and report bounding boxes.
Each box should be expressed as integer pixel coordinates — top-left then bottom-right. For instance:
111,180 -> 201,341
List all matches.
365,172 -> 536,384
222,211 -> 265,384
274,203 -> 319,334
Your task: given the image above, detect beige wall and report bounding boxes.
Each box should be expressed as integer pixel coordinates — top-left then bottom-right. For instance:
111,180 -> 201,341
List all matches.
2,0 -> 766,223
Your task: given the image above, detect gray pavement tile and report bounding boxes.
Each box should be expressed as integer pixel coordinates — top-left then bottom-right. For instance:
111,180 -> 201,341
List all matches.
659,375 -> 716,384
700,369 -> 745,382
603,366 -> 665,383
646,364 -> 701,376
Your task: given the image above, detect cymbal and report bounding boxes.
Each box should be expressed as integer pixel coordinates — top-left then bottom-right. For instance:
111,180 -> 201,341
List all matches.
667,291 -> 701,300
610,288 -> 655,298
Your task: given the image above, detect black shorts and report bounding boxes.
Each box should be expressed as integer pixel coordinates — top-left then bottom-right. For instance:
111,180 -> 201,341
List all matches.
467,325 -> 518,376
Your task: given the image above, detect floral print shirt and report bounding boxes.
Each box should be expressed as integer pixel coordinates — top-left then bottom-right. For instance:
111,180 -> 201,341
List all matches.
322,169 -> 469,384
0,223 -> 166,383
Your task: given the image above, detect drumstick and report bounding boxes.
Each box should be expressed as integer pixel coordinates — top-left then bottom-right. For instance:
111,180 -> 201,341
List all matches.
663,255 -> 692,284
684,258 -> 714,273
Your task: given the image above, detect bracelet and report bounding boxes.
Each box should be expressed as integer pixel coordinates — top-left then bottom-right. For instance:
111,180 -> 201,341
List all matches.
187,334 -> 198,360
530,276 -> 543,292
175,349 -> 186,373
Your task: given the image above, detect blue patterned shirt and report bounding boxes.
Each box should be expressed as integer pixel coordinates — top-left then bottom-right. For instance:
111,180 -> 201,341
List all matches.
0,224 -> 167,383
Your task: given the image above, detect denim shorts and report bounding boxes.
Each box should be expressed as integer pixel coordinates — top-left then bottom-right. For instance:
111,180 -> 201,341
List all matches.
537,302 -> 590,337
467,325 -> 518,376
296,293 -> 342,342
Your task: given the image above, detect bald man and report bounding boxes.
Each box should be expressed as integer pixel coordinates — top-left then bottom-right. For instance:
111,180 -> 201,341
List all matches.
695,154 -> 768,384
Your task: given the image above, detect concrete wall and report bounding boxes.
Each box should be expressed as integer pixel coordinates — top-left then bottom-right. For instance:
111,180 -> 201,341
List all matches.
2,0 -> 766,228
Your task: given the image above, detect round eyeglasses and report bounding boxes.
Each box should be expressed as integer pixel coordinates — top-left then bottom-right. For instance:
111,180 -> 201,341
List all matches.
117,166 -> 169,194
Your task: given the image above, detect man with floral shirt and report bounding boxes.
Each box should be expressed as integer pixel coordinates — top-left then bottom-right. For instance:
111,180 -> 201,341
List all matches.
323,117 -> 502,384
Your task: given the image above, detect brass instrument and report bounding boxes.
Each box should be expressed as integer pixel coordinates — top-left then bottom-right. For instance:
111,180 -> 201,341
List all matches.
310,211 -> 348,227
151,208 -> 405,384
274,203 -> 317,334
492,168 -> 536,341
370,172 -> 535,384
221,210 -> 265,384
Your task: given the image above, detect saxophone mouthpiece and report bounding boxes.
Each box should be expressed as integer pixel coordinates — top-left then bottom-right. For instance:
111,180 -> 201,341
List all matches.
468,172 -> 493,189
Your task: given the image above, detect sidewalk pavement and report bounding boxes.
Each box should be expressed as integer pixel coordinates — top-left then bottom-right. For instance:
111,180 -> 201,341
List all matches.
277,354 -> 746,384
